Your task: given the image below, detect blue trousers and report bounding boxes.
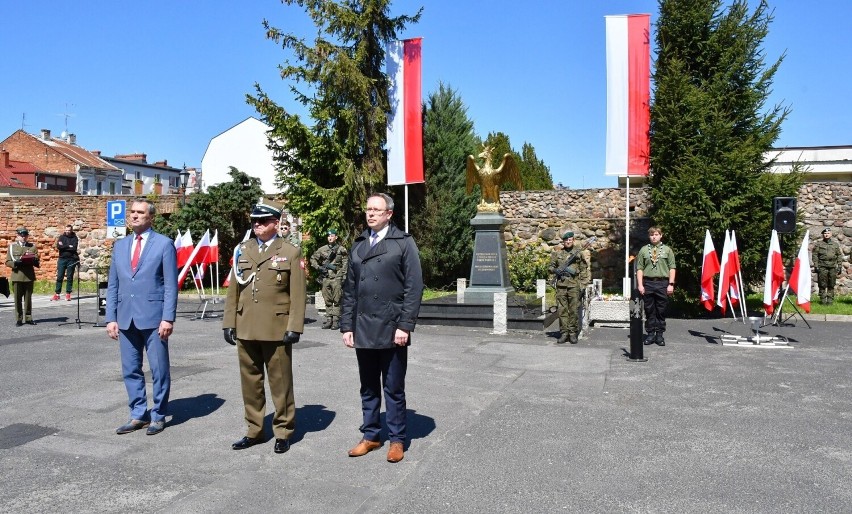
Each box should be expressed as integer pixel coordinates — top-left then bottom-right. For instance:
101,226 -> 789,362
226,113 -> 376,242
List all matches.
356,346 -> 407,443
119,322 -> 171,422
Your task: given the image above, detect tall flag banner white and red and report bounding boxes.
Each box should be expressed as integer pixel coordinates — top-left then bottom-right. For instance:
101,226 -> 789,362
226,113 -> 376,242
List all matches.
717,230 -> 732,313
762,230 -> 784,315
788,231 -> 812,312
386,38 -> 424,185
174,230 -> 184,265
700,230 -> 720,311
605,14 -> 651,176
728,230 -> 743,307
177,230 -> 194,269
178,229 -> 211,286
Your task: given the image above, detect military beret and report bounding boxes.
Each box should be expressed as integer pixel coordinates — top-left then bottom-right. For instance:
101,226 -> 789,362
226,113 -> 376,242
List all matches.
327,229 -> 338,235
562,231 -> 574,239
250,199 -> 283,219
16,227 -> 29,236
821,227 -> 832,234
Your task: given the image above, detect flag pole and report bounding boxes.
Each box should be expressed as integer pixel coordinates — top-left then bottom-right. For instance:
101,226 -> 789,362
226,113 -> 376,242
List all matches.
405,184 -> 409,233
624,175 -> 631,297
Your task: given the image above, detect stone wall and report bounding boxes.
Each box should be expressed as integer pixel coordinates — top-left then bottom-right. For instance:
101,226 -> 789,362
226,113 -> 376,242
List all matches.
1,195 -> 180,282
501,183 -> 852,295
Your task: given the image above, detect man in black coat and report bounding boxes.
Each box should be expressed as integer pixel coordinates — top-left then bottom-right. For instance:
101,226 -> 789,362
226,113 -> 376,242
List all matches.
53,224 -> 79,301
340,193 -> 423,463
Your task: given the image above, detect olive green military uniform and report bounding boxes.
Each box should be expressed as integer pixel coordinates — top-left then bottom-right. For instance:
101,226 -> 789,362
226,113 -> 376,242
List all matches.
549,244 -> 590,343
6,239 -> 39,325
812,231 -> 844,305
223,237 -> 306,441
310,243 -> 349,329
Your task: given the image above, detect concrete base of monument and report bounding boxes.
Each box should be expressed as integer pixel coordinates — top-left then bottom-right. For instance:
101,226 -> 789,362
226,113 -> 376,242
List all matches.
462,285 -> 514,305
418,293 -> 557,330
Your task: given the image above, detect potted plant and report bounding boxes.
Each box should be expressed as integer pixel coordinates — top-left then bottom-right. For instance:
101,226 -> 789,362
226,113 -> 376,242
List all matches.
133,179 -> 143,194
153,177 -> 162,195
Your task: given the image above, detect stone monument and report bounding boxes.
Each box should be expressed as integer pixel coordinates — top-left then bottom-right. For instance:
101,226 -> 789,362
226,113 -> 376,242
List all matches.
463,145 -> 523,304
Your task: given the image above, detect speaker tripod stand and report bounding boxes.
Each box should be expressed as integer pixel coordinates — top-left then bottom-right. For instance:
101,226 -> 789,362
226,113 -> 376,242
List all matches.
768,283 -> 811,329
57,262 -> 97,329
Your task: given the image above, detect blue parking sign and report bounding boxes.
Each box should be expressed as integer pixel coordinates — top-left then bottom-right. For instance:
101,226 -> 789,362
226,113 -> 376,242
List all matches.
107,200 -> 126,239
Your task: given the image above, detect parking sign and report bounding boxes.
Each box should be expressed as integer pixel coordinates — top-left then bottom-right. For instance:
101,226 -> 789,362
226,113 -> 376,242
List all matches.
107,200 -> 126,239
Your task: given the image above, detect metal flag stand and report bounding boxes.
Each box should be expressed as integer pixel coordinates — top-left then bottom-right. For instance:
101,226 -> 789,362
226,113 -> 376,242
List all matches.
769,283 -> 812,329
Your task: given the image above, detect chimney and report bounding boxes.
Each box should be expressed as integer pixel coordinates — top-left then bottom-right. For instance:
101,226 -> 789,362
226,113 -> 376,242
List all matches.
114,153 -> 147,163
1,150 -> 8,168
68,133 -> 76,145
40,129 -> 51,141
153,160 -> 168,167
92,150 -> 101,156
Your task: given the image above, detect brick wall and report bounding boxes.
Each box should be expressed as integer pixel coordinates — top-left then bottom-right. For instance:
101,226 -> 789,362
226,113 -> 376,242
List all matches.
1,195 -> 179,282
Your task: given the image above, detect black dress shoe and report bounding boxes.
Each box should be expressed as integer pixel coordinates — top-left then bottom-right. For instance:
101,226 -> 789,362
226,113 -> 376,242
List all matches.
274,438 -> 290,454
25,320 -> 36,325
231,436 -> 263,450
643,334 -> 656,345
15,321 -> 23,327
656,334 -> 666,346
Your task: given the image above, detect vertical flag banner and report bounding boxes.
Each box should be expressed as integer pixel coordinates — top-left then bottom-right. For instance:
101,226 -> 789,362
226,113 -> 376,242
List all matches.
386,38 -> 424,185
178,229 -> 211,285
700,230 -> 720,311
728,230 -> 742,306
788,231 -> 812,312
207,230 -> 219,265
762,230 -> 784,315
717,230 -> 732,312
178,230 -> 194,269
605,14 -> 651,176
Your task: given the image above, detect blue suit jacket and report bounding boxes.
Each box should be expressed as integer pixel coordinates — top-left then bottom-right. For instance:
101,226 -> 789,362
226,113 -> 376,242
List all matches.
105,230 -> 178,330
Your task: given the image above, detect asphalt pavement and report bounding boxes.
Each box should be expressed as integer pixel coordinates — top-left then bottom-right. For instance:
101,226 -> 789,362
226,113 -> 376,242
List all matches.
0,294 -> 850,513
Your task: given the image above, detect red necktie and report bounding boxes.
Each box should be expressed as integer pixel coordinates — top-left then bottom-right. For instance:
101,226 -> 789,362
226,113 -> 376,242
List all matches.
131,235 -> 142,271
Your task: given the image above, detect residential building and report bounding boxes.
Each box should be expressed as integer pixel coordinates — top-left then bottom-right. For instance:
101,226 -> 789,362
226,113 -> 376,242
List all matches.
101,153 -> 183,195
201,117 -> 278,193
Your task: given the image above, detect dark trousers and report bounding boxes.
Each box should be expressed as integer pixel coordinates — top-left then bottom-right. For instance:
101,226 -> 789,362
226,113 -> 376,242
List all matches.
55,257 -> 77,294
356,346 -> 408,443
642,280 -> 669,334
13,281 -> 34,322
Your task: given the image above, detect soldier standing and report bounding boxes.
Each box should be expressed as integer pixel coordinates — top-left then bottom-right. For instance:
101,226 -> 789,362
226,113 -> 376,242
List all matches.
636,226 -> 677,346
278,218 -> 302,249
223,199 -> 306,454
311,229 -> 349,329
549,231 -> 590,344
812,227 -> 844,305
6,227 -> 40,326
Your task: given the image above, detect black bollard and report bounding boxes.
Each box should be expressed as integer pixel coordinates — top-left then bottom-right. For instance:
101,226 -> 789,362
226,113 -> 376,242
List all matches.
627,257 -> 647,362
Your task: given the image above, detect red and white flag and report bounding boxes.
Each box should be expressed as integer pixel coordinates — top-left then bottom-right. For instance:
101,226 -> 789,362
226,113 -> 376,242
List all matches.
762,230 -> 785,315
728,230 -> 742,305
788,231 -> 812,313
700,230 -> 720,311
178,229 -> 211,286
177,230 -> 194,268
605,14 -> 651,176
173,229 -> 183,263
206,230 -> 219,265
386,38 -> 424,185
717,230 -> 732,312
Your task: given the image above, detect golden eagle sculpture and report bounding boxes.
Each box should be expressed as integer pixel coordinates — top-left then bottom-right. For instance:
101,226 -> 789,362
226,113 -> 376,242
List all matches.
466,144 -> 523,213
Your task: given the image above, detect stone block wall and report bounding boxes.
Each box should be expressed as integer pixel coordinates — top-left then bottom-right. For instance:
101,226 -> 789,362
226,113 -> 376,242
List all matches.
1,195 -> 179,282
501,183 -> 852,295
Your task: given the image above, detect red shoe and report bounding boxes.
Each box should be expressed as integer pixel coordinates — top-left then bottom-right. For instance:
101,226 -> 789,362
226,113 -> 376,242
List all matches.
66,293 -> 72,301
50,294 -> 60,301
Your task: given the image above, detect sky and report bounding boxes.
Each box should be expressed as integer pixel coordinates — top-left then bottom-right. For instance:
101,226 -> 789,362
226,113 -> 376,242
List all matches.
1,1 -> 849,190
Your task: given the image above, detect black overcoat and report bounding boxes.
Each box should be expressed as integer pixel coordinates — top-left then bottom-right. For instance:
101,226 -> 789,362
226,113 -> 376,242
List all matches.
340,224 -> 423,349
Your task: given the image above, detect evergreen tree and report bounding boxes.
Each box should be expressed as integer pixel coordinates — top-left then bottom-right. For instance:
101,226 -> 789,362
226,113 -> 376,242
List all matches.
650,0 -> 802,299
518,142 -> 554,190
247,0 -> 422,242
482,132 -> 520,191
411,83 -> 480,287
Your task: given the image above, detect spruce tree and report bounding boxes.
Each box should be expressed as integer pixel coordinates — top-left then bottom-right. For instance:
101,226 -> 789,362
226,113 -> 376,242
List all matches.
247,0 -> 421,241
411,83 -> 480,287
650,0 -> 801,298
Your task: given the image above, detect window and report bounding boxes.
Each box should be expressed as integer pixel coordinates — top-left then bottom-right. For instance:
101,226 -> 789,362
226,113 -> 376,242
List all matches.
135,171 -> 141,180
109,182 -> 116,194
81,179 -> 89,193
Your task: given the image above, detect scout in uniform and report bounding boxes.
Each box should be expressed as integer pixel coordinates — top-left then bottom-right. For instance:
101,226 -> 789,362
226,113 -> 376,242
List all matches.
635,226 -> 676,346
223,199 -> 306,454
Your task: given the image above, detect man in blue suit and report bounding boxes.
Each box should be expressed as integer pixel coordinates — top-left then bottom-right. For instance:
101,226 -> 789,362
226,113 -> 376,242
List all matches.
106,199 -> 178,436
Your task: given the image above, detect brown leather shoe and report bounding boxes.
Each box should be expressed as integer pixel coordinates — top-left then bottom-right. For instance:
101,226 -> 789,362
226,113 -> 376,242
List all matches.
387,441 -> 404,463
348,439 -> 381,457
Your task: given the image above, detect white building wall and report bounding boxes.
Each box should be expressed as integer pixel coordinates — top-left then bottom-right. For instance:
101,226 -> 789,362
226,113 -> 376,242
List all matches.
201,117 -> 278,193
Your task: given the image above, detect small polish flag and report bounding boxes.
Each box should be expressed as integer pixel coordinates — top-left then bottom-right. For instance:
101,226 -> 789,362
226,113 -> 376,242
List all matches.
788,231 -> 812,313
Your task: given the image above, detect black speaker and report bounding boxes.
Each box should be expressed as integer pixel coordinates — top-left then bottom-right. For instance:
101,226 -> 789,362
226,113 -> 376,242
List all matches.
773,197 -> 797,233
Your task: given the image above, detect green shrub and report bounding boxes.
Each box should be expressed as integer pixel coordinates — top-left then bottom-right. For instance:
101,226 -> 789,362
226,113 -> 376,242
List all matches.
507,241 -> 551,292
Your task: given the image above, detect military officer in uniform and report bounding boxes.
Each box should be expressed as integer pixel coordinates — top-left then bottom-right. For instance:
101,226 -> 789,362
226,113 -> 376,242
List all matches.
6,227 -> 40,326
278,218 -> 302,249
223,199 -> 306,454
812,227 -> 844,305
311,229 -> 348,329
549,231 -> 590,344
636,226 -> 677,346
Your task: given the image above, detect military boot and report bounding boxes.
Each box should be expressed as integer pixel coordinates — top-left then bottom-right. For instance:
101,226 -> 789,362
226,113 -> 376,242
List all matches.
330,316 -> 339,330
656,332 -> 665,346
568,334 -> 578,344
557,333 -> 569,344
643,333 -> 656,345
322,317 -> 332,329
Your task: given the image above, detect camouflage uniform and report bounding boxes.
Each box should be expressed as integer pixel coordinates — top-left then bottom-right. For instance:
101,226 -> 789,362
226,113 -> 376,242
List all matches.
549,235 -> 590,344
311,241 -> 349,329
812,229 -> 844,304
